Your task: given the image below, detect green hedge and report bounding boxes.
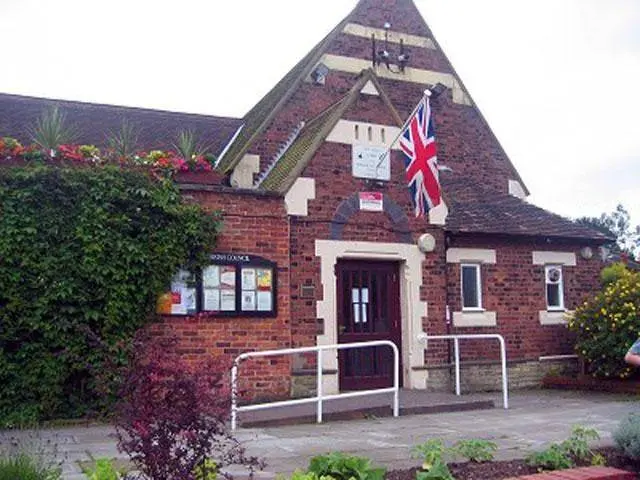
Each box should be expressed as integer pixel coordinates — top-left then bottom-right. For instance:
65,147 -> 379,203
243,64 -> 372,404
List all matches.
0,165 -> 221,425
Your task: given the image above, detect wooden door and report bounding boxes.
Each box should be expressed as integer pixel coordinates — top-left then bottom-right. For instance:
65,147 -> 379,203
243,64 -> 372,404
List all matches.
336,260 -> 402,391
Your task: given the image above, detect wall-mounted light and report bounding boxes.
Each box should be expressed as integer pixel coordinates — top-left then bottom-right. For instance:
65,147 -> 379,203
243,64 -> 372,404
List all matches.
580,246 -> 594,260
311,62 -> 329,85
417,233 -> 436,253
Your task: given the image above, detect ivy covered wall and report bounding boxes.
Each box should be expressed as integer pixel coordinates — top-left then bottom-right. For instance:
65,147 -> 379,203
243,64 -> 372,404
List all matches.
0,165 -> 221,425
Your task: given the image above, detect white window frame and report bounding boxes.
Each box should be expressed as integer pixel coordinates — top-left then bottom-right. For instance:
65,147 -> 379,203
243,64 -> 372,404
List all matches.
461,263 -> 483,311
545,264 -> 565,311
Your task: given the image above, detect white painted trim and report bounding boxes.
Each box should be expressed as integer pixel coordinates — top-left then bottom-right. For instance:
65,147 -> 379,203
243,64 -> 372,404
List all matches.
544,265 -> 565,310
360,80 -> 379,96
428,201 -> 448,226
532,251 -> 577,266
453,311 -> 497,328
343,23 -> 437,50
539,354 -> 578,361
320,54 -> 472,105
327,119 -> 401,150
230,154 -> 260,189
214,124 -> 244,169
446,248 -> 496,264
285,177 -> 316,216
460,263 -> 482,310
315,240 -> 428,392
508,179 -> 527,199
539,310 -> 573,325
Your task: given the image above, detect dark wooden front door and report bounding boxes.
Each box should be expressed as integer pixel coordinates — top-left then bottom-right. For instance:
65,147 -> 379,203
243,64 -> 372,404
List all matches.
336,260 -> 402,391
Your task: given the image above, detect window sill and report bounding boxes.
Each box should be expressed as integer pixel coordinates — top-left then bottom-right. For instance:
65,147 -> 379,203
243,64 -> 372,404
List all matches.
453,311 -> 497,328
539,310 -> 573,325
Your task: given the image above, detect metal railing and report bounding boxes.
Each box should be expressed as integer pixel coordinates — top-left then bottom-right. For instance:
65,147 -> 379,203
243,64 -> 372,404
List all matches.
417,333 -> 509,409
230,340 -> 399,430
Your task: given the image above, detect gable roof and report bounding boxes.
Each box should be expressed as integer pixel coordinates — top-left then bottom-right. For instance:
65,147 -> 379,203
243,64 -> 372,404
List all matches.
258,70 -> 402,193
0,93 -> 242,156
215,9 -> 356,174
443,177 -> 611,242
217,0 -> 529,197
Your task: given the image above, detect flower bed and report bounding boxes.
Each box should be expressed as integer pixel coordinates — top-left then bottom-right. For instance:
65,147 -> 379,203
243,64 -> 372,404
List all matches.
0,136 -> 220,181
386,447 -> 638,480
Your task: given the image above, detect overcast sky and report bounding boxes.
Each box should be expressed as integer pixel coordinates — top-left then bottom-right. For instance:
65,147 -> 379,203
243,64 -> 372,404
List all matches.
1,0 -> 638,226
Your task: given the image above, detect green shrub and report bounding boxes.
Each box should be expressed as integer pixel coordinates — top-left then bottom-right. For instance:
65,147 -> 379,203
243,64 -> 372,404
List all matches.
613,413 -> 640,460
601,262 -> 630,285
526,444 -> 574,471
452,439 -> 497,463
193,459 -> 218,480
0,453 -> 61,480
562,426 -> 599,460
415,461 -> 454,480
412,439 -> 449,470
526,425 -> 601,471
0,165 -> 220,425
412,440 -> 454,480
85,458 -> 122,480
568,267 -> 640,379
281,471 -> 335,480
307,452 -> 385,480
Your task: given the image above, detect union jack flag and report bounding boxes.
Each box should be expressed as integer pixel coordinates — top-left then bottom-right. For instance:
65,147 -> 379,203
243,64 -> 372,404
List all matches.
399,94 -> 442,217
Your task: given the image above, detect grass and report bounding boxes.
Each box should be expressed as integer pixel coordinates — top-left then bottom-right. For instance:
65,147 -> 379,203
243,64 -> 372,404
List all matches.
0,453 -> 61,480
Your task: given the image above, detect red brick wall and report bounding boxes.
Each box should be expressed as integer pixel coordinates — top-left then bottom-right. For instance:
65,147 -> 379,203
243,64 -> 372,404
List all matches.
442,236 -> 603,366
148,188 -> 293,401
245,0 -> 519,192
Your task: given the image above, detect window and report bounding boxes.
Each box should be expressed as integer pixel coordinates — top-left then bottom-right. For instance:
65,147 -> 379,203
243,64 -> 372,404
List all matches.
545,265 -> 564,311
461,264 -> 482,310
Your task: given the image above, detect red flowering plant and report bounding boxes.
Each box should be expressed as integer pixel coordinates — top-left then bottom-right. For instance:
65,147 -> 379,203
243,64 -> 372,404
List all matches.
190,154 -> 216,172
0,137 -> 24,158
0,137 -> 218,178
115,334 -> 263,480
56,144 -> 84,161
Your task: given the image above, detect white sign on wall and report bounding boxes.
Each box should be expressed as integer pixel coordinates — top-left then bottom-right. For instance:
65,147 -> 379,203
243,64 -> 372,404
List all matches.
352,145 -> 390,181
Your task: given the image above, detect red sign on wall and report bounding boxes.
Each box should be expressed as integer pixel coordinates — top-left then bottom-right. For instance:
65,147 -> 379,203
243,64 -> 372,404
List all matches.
359,192 -> 384,212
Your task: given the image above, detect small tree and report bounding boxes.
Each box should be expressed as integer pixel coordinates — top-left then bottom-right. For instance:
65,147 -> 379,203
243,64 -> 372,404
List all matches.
568,265 -> 640,379
115,335 -> 262,480
575,204 -> 640,260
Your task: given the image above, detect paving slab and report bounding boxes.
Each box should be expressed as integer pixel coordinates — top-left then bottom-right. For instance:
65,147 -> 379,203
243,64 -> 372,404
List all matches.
0,389 -> 637,479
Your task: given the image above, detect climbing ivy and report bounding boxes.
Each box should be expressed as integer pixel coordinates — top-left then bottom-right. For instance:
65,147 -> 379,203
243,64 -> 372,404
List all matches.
0,165 -> 221,425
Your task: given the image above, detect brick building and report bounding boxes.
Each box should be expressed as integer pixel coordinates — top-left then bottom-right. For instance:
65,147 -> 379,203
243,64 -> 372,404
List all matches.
0,0 -> 609,398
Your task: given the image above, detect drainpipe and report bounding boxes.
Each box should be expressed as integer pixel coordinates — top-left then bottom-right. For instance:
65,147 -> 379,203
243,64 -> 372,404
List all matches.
443,234 -> 454,385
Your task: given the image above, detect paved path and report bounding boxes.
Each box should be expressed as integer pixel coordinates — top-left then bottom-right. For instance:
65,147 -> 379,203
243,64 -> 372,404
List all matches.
1,390 -> 637,479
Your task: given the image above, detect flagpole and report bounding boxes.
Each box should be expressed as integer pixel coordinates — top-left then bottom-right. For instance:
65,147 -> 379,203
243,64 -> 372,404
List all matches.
375,89 -> 432,171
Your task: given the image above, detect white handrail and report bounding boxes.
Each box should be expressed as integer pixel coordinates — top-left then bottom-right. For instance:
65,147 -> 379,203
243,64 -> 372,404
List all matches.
417,333 -> 509,409
230,340 -> 400,430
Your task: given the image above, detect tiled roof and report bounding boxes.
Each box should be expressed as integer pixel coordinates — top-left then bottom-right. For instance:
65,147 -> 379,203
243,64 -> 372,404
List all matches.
0,93 -> 242,156
215,5 -> 361,174
443,177 -> 612,241
259,100 -> 345,192
258,71 -> 402,193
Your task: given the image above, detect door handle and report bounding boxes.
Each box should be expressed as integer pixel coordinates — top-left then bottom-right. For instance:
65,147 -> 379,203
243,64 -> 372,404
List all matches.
339,325 -> 346,334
